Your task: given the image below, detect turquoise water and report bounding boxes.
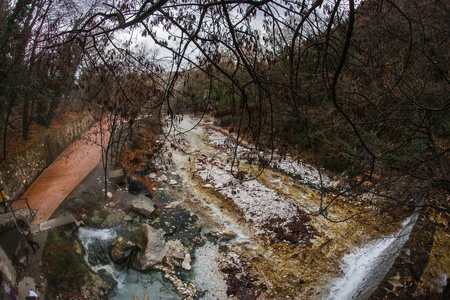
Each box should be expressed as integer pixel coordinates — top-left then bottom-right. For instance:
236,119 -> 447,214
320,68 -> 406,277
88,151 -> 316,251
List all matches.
108,269 -> 182,300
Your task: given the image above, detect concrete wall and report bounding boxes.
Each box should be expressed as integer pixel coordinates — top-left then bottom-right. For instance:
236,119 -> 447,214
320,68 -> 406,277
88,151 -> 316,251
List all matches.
0,113 -> 94,199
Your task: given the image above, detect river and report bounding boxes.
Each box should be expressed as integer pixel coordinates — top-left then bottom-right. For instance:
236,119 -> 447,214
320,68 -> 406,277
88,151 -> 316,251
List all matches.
76,115 -> 417,299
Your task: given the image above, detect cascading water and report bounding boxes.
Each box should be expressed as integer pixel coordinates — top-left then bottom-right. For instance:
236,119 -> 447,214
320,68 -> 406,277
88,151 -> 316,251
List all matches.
75,227 -> 182,299
326,211 -> 420,300
76,227 -> 119,279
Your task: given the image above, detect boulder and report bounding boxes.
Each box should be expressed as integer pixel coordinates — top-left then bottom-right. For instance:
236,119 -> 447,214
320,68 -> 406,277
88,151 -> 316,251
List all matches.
108,168 -> 127,185
128,179 -> 152,199
135,224 -> 167,270
130,194 -> 156,217
109,237 -> 137,264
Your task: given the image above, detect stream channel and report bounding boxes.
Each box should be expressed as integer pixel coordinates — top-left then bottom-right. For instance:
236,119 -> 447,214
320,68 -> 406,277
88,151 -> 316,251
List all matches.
75,116 -> 418,299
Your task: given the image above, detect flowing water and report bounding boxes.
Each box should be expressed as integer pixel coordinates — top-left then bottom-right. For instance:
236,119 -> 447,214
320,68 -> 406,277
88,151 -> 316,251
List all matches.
76,227 -> 183,299
75,115 -> 418,299
326,212 -> 419,300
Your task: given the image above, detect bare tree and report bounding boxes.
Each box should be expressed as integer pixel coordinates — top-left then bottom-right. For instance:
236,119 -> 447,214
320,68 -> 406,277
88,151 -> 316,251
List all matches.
79,43 -> 164,199
6,0 -> 446,215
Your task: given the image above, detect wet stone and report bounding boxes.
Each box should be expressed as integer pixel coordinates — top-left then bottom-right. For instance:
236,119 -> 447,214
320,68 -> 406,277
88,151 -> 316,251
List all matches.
154,189 -> 174,204
88,253 -> 99,266
109,236 -> 137,264
128,179 -> 152,199
88,239 -> 109,265
205,230 -> 237,242
97,269 -> 118,287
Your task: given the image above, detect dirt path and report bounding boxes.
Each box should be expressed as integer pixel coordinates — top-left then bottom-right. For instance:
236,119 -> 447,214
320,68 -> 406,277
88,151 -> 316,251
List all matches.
13,123 -> 107,225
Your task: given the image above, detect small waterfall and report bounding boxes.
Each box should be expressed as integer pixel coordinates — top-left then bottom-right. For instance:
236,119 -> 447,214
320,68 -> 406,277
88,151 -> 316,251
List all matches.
75,227 -> 182,299
76,227 -> 120,280
326,211 -> 420,300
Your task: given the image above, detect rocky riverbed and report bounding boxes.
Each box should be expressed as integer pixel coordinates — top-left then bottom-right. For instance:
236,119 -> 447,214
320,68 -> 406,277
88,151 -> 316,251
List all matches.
40,115 -> 449,299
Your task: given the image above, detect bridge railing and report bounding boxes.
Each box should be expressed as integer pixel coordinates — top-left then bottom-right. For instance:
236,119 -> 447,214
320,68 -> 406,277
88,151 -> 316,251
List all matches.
1,189 -> 36,231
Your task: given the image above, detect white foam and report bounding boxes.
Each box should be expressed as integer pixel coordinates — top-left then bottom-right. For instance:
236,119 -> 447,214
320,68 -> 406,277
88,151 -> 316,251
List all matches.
77,227 -> 117,243
326,214 -> 418,300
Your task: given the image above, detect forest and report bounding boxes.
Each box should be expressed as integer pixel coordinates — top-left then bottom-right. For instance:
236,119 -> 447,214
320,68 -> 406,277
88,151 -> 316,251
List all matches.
1,0 -> 448,217
0,0 -> 449,297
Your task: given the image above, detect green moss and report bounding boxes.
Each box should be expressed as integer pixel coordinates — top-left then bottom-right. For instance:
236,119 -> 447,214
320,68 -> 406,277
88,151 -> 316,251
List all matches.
43,228 -> 89,290
131,228 -> 145,248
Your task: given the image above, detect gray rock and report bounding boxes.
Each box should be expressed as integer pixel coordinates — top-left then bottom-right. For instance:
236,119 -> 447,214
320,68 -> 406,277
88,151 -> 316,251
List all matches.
88,252 -> 99,266
218,245 -> 229,252
108,168 -> 127,185
130,194 -> 156,217
135,224 -> 167,270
